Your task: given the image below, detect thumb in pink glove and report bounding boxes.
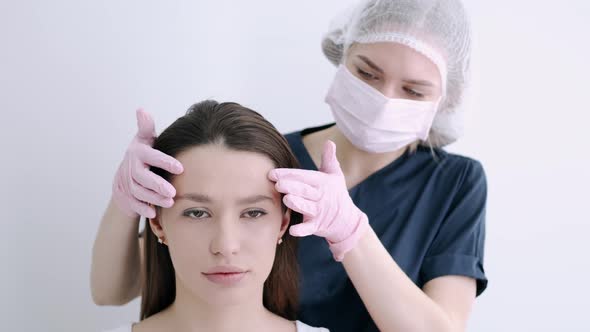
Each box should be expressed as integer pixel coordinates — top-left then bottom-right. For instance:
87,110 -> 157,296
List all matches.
112,109 -> 184,218
268,140 -> 369,261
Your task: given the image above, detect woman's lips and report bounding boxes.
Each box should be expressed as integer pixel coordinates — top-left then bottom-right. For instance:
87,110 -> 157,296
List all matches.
203,266 -> 248,286
202,271 -> 247,286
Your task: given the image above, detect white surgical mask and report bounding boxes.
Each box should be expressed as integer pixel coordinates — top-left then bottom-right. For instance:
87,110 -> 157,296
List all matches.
325,65 -> 440,153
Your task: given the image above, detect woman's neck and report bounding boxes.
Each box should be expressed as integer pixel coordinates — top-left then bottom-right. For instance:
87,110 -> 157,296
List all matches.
155,281 -> 291,332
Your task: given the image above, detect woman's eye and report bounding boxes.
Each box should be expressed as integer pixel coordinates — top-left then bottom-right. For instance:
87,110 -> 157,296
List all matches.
357,68 -> 378,80
404,87 -> 425,98
242,210 -> 267,219
183,209 -> 210,219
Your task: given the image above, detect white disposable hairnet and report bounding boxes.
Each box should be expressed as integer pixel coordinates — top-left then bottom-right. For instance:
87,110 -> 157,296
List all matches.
322,0 -> 472,147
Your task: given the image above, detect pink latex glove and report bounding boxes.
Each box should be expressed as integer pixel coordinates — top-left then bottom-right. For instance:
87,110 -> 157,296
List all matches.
112,109 -> 184,219
268,140 -> 369,261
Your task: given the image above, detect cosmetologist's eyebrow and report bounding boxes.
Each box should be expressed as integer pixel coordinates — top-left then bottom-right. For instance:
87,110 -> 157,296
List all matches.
357,55 -> 384,74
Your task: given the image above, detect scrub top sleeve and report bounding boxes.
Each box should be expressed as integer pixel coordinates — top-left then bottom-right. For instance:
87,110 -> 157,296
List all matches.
420,159 -> 488,296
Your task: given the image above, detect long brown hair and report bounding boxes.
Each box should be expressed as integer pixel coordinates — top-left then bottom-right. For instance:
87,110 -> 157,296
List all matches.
140,100 -> 302,321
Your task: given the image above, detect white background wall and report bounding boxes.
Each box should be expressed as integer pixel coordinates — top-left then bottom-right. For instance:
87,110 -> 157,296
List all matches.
1,1 -> 589,331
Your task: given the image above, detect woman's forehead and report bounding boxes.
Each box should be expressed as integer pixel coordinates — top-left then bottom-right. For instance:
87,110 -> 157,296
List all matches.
176,144 -> 275,169
172,145 -> 277,197
349,42 -> 442,83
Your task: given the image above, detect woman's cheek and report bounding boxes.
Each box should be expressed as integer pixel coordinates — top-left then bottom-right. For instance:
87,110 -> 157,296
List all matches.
168,222 -> 209,266
243,217 -> 282,240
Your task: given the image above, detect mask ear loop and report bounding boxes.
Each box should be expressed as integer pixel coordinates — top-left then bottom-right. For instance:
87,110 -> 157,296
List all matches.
421,96 -> 443,141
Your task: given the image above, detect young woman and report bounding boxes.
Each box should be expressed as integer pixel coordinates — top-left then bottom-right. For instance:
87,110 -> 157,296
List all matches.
93,1 -> 487,330
102,101 -> 327,331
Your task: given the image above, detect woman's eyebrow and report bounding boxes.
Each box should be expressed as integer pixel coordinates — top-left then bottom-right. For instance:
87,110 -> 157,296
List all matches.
402,79 -> 436,87
357,54 -> 437,88
357,55 -> 384,74
175,193 -> 211,203
175,193 -> 274,205
237,195 -> 275,205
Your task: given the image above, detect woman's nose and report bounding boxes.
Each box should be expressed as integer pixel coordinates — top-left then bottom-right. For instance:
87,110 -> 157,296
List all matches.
377,82 -> 402,99
209,218 -> 241,257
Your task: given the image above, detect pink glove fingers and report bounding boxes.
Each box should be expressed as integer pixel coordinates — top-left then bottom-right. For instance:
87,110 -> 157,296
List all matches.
135,109 -> 157,140
269,168 -> 324,186
289,219 -> 320,237
138,144 -> 184,175
129,179 -> 174,208
283,194 -> 319,217
131,161 -> 177,198
275,179 -> 322,201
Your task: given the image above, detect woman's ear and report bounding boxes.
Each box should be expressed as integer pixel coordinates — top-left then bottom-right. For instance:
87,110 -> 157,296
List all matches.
279,209 -> 291,239
148,206 -> 167,244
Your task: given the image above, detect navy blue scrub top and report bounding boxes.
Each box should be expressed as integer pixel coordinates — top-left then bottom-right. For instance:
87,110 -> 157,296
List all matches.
286,124 -> 488,332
